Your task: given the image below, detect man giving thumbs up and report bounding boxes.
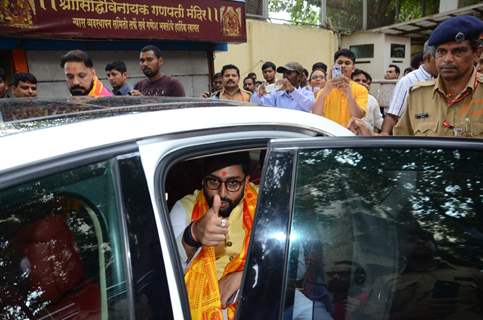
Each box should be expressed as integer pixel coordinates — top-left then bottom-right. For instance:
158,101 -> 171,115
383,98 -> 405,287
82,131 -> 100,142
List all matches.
170,152 -> 258,320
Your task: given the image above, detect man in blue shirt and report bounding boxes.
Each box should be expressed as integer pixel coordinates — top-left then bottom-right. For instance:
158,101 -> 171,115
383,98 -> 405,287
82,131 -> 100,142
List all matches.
251,62 -> 314,112
105,61 -> 133,96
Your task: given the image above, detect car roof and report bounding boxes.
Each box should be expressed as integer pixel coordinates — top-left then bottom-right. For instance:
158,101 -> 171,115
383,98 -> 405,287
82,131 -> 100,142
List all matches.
0,96 -> 250,137
0,101 -> 352,173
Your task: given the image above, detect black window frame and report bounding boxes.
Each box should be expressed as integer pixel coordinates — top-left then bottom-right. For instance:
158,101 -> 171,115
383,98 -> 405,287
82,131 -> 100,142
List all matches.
0,142 -> 140,320
268,136 -> 483,320
155,137 -> 274,320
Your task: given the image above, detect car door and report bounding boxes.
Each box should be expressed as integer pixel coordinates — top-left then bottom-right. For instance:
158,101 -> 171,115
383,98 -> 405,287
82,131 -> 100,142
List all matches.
238,137 -> 483,320
137,127 -> 331,319
0,149 -> 175,320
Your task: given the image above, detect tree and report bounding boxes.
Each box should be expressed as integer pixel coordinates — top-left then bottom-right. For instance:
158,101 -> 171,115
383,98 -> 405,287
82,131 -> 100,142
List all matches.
268,0 -> 440,32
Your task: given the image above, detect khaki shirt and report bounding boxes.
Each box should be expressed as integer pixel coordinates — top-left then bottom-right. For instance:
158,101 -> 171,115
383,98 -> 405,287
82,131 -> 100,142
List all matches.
219,87 -> 252,102
394,69 -> 483,138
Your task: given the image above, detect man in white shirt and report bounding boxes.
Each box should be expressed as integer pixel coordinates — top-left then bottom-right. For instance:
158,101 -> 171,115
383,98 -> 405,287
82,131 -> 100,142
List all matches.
351,69 -> 383,132
381,41 -> 437,134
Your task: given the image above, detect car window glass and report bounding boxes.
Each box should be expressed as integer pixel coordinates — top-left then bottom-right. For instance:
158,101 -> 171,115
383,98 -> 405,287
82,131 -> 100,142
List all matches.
118,155 -> 174,319
0,161 -> 128,319
283,148 -> 483,320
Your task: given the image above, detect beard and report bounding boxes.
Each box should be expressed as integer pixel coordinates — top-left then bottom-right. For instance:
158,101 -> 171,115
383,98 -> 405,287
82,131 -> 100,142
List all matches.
69,82 -> 93,96
204,187 -> 245,218
142,66 -> 158,78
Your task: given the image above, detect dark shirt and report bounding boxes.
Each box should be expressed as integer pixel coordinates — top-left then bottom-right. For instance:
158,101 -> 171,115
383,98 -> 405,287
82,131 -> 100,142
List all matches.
134,75 -> 185,97
112,82 -> 133,96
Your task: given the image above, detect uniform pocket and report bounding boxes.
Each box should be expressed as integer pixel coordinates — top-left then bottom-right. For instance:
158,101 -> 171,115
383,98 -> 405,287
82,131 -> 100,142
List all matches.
413,121 -> 438,136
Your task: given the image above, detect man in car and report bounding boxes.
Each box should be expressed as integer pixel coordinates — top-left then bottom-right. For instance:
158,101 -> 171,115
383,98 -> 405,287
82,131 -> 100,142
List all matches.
11,72 -> 38,98
130,45 -> 185,97
350,16 -> 483,137
380,41 -> 437,135
312,49 -> 367,126
170,152 -> 258,319
61,50 -> 112,97
211,64 -> 251,102
251,62 -> 315,112
105,61 -> 132,96
384,64 -> 400,80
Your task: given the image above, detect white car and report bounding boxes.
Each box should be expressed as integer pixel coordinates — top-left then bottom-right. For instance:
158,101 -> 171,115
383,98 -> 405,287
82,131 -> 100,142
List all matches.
0,97 -> 481,320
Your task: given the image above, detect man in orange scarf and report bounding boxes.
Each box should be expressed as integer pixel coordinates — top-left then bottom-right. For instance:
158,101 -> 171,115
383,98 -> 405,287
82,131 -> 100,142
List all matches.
171,152 -> 258,320
61,49 -> 112,97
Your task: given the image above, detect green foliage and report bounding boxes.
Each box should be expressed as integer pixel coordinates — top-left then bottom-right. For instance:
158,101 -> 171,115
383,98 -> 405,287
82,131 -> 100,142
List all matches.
269,0 -> 442,31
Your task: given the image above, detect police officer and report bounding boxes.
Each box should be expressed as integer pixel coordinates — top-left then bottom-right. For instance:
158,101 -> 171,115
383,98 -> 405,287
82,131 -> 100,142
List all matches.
394,15 -> 483,137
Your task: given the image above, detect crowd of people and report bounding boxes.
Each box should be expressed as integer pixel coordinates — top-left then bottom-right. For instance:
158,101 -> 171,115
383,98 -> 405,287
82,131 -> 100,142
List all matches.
0,14 -> 481,320
0,15 -> 482,138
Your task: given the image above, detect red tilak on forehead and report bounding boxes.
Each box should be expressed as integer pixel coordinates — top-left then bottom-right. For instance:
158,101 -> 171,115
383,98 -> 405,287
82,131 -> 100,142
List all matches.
221,170 -> 227,177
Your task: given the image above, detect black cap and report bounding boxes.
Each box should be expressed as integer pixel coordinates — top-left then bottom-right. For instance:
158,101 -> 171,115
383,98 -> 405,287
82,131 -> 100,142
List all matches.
276,62 -> 304,74
428,15 -> 483,47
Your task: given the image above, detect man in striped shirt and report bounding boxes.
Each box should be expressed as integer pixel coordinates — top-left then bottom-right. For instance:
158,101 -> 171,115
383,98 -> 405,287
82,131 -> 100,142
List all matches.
380,42 -> 437,135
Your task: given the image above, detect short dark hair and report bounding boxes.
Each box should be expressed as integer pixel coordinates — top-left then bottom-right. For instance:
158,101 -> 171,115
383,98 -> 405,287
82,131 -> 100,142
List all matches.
334,49 -> 356,63
302,68 -> 309,77
403,67 -> 414,75
203,152 -> 251,176
247,72 -> 257,79
221,64 -> 240,77
60,50 -> 93,68
212,72 -> 222,80
140,45 -> 162,58
0,73 -> 5,82
388,64 -> 400,75
410,52 -> 423,69
352,69 -> 372,83
105,61 -> 127,73
12,72 -> 37,86
312,62 -> 327,73
243,76 -> 254,83
261,61 -> 276,71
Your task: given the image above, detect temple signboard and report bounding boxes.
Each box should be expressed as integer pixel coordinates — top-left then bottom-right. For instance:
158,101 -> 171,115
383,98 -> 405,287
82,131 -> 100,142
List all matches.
0,0 -> 246,43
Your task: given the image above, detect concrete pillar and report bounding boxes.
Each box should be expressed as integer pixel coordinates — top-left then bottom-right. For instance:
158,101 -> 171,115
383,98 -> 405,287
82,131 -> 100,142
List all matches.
439,0 -> 458,13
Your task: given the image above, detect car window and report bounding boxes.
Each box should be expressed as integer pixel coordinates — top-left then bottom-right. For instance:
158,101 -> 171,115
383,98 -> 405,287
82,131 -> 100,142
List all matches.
118,155 -> 174,319
283,147 -> 483,320
0,161 -> 128,319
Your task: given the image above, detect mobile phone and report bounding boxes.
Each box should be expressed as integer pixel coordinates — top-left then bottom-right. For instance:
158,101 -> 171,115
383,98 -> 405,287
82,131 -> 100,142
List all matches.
226,289 -> 240,305
332,64 -> 342,79
432,280 -> 459,299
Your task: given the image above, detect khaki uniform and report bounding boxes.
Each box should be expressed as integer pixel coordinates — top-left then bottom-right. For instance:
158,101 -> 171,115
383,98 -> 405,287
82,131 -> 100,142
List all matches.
394,69 -> 483,138
218,87 -> 252,102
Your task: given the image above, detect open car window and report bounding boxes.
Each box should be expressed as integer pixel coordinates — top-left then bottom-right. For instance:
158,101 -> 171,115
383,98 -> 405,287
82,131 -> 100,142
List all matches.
0,161 -> 129,319
283,147 -> 483,320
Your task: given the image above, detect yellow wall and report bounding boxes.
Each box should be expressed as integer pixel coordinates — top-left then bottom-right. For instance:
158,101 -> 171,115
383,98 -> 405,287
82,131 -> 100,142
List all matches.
214,19 -> 339,80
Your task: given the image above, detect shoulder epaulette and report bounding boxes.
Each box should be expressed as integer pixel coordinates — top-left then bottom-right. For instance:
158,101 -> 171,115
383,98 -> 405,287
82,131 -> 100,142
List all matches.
410,79 -> 435,92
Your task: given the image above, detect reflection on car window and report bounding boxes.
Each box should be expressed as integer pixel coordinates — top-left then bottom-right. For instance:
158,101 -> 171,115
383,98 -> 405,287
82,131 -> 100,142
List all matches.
0,162 -> 128,319
283,148 -> 483,320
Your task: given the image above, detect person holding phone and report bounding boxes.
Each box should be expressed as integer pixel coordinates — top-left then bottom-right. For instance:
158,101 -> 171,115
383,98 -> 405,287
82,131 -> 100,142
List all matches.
250,62 -> 315,112
312,49 -> 368,127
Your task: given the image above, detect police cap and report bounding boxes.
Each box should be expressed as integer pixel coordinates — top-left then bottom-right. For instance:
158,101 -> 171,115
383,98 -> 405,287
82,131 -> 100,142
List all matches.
428,15 -> 483,47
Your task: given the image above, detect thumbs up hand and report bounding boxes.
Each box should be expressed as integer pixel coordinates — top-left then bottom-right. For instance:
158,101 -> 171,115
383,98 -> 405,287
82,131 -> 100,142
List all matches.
192,194 -> 229,246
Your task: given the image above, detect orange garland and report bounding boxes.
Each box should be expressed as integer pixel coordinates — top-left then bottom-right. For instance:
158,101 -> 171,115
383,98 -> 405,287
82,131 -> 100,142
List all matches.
184,183 -> 257,320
